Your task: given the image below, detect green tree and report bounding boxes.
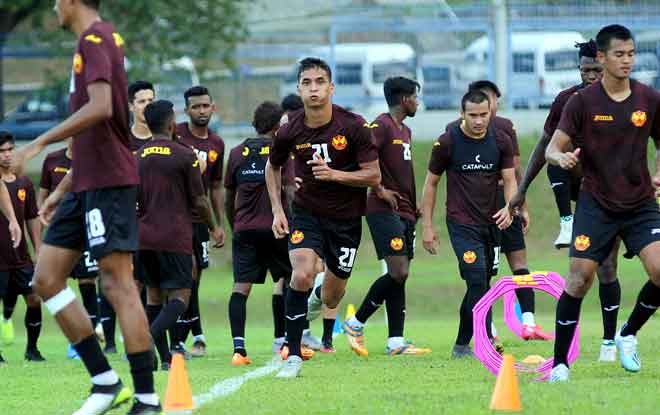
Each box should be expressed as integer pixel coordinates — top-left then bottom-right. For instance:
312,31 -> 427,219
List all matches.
1,0 -> 250,120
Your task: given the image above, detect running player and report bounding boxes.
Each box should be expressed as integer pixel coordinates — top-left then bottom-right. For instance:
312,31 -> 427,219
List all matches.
421,90 -> 515,358
510,39 -> 622,361
12,1 -> 160,412
266,57 -> 380,378
128,80 -> 155,152
343,76 -> 431,356
0,131 -> 44,362
547,25 -> 660,382
175,85 -> 226,357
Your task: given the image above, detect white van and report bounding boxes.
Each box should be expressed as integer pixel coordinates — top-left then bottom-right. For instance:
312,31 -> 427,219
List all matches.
464,32 -> 586,108
280,43 -> 420,116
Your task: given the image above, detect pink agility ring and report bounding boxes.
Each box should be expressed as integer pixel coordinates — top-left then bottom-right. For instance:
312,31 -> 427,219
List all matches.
473,271 -> 580,381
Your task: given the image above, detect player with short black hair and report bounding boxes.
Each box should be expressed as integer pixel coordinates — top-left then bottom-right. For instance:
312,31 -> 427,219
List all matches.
422,90 -> 516,358
343,76 -> 430,356
266,56 -> 380,377
546,24 -> 660,382
281,93 -> 304,113
128,80 -> 155,153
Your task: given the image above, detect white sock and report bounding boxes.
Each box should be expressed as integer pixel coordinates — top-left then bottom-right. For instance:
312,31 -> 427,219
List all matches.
302,329 -> 311,336
135,393 -> 159,406
193,334 -> 206,343
387,336 -> 405,349
522,312 -> 536,326
490,322 -> 498,338
347,316 -> 364,329
274,336 -> 285,343
561,215 -> 573,223
91,370 -> 119,386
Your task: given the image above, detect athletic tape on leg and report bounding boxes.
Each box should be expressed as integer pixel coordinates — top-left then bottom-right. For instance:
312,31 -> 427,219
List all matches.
45,287 -> 77,315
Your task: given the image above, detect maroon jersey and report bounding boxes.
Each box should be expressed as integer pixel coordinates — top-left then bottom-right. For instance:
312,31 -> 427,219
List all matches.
225,138 -> 294,232
428,125 -> 514,225
39,149 -> 71,192
447,116 -> 519,156
558,80 -> 660,212
137,139 -> 204,254
0,177 -> 38,270
366,113 -> 416,221
543,84 -> 584,136
69,21 -> 137,192
270,105 -> 378,219
176,123 -> 225,192
130,130 -> 152,154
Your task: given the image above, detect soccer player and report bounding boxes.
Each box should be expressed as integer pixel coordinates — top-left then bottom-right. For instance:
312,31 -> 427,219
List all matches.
225,101 -> 296,365
39,138 -> 101,359
0,131 -> 44,362
12,1 -> 161,412
137,100 -> 220,371
421,90 -> 515,358
128,80 -> 155,152
266,57 -> 380,378
510,40 -> 623,361
546,25 -> 660,382
342,76 -> 431,356
175,85 -> 226,357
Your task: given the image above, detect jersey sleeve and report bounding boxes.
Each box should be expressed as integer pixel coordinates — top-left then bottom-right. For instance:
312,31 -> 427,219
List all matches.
557,93 -> 584,139
370,121 -> 387,151
354,121 -> 378,164
270,123 -> 295,167
651,90 -> 660,145
224,150 -> 237,190
79,32 -> 113,85
507,122 -> 520,157
209,140 -> 225,184
24,180 -> 39,220
39,158 -> 51,190
282,156 -> 296,185
185,151 -> 205,206
428,134 -> 452,176
497,132 -> 515,170
543,93 -> 565,136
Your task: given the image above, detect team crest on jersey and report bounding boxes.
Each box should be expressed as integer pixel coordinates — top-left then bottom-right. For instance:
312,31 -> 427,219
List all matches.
574,235 -> 590,251
463,250 -> 477,264
17,189 -> 26,202
390,237 -> 404,251
331,135 -> 348,151
290,230 -> 304,244
73,53 -> 83,74
631,110 -> 647,127
209,150 -> 219,163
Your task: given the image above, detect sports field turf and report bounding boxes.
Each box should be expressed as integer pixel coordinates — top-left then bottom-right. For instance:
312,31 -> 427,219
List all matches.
2,138 -> 659,414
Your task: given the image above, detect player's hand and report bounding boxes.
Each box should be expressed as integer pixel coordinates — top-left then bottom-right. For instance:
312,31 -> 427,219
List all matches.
210,227 -> 225,248
308,153 -> 336,182
422,226 -> 439,255
493,205 -> 513,230
294,177 -> 303,191
519,206 -> 531,235
375,187 -> 401,211
509,191 -> 526,211
558,148 -> 581,170
8,219 -> 21,249
38,191 -> 63,226
272,210 -> 289,239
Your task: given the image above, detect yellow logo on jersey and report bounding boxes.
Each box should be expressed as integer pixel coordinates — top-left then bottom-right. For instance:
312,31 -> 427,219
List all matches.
112,32 -> 125,47
84,34 -> 103,44
433,142 -> 441,147
73,53 -> 83,74
631,110 -> 647,127
259,146 -> 270,155
242,147 -> 250,156
141,146 -> 171,157
392,139 -> 403,145
209,150 -> 218,163
363,122 -> 379,129
295,143 -> 312,151
17,189 -> 26,202
593,115 -> 614,121
331,135 -> 347,151
54,167 -> 69,174
192,159 -> 200,168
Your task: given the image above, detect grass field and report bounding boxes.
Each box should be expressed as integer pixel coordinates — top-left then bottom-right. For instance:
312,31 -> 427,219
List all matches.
1,137 -> 659,414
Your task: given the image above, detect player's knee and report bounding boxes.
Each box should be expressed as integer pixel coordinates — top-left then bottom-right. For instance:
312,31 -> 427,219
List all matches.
290,268 -> 314,291
25,293 -> 41,308
233,283 -> 252,297
100,274 -> 136,303
389,269 -> 408,284
32,272 -> 65,300
596,261 -> 618,284
322,289 -> 344,309
565,271 -> 594,297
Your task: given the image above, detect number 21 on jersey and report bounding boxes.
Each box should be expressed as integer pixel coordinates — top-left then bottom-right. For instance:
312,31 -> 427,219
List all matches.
312,143 -> 332,163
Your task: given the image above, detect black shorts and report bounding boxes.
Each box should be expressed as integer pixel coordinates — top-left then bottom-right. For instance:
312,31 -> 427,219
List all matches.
446,220 -> 501,281
289,203 -> 362,279
497,187 -> 526,253
137,250 -> 193,290
44,186 -> 139,261
192,222 -> 210,270
232,229 -> 291,284
570,192 -> 660,263
366,212 -> 415,260
0,266 -> 34,296
71,250 -> 99,280
132,252 -> 147,283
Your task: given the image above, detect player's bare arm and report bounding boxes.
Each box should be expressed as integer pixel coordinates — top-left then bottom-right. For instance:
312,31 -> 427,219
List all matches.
546,129 -> 581,170
209,180 -> 226,246
0,180 -> 21,248
374,184 -> 402,211
27,217 -> 42,258
653,140 -> 660,194
493,167 -> 516,230
194,194 -> 223,248
224,187 -> 236,231
307,154 -> 381,187
265,160 -> 289,238
421,171 -> 441,255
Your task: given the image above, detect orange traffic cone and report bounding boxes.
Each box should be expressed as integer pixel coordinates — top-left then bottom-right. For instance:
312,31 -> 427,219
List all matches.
490,354 -> 522,412
164,353 -> 194,412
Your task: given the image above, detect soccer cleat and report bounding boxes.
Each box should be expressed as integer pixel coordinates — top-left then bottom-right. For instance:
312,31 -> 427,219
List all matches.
272,338 -> 285,354
190,340 -> 207,358
306,273 -> 325,321
126,398 -> 163,415
301,330 -> 322,350
279,344 -> 289,360
549,364 -> 569,383
95,323 -> 106,344
276,355 -> 303,379
451,344 -> 474,359
599,340 -> 617,362
342,321 -> 368,357
1,318 -> 14,345
68,343 -> 81,359
320,341 -> 336,353
522,324 -> 554,341
25,348 -> 46,362
231,353 -> 251,366
279,345 -> 314,361
171,342 -> 192,360
387,342 -> 432,356
554,217 -> 573,249
72,381 -> 133,415
615,330 -> 641,372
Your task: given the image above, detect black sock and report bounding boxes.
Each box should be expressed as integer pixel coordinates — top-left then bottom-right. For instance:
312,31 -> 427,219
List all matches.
355,274 -> 395,324
599,280 -> 621,340
154,300 -> 186,363
25,305 -> 42,350
513,269 -> 535,314
303,288 -> 313,331
456,279 -> 488,345
127,350 -> 155,394
547,164 -> 572,218
98,290 -> 116,347
146,304 -> 166,364
3,289 -> 18,320
272,294 -> 285,339
229,292 -> 248,355
74,335 -> 113,378
179,301 -> 193,344
621,281 -> 660,336
190,279 -> 202,337
553,291 -> 583,367
285,288 -> 308,357
322,318 -> 335,345
79,283 -> 99,328
386,279 -> 406,338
